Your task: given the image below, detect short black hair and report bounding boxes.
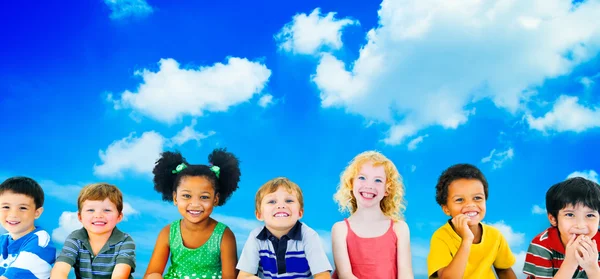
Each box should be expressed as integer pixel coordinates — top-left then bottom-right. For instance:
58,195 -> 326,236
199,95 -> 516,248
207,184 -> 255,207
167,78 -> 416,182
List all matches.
546,177 -> 600,221
435,163 -> 489,206
0,176 -> 45,209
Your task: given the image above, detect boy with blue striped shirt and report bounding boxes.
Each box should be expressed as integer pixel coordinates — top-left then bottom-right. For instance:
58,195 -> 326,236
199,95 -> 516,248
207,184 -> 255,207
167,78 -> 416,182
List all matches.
237,177 -> 332,279
0,176 -> 57,279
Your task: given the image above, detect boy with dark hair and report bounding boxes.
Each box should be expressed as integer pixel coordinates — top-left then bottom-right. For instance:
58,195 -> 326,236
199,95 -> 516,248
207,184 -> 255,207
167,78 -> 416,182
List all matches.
427,163 -> 517,279
0,176 -> 56,279
523,177 -> 600,278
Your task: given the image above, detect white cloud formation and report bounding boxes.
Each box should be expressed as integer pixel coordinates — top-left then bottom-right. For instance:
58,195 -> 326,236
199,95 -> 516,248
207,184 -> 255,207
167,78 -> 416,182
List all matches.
94,131 -> 164,178
276,8 -> 358,55
579,72 -> 600,89
567,169 -> 599,183
168,119 -> 215,147
514,250 -> 527,279
312,0 -> 600,146
104,0 -> 153,20
51,212 -> 82,243
258,94 -> 274,108
122,202 -> 140,221
407,134 -> 429,151
527,95 -> 600,133
487,220 -> 525,248
481,147 -> 514,169
111,58 -> 271,124
532,205 -> 546,215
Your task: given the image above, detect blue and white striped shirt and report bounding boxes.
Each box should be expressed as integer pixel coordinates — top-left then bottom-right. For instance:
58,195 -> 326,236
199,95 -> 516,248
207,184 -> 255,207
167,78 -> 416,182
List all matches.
0,227 -> 56,279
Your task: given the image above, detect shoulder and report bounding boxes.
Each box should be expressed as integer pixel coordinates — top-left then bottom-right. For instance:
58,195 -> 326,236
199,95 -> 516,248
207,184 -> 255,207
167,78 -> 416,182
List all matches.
431,222 -> 452,238
300,222 -> 320,237
482,223 -> 502,235
65,227 -> 88,241
331,220 -> 347,233
392,219 -> 409,232
247,226 -> 264,239
29,228 -> 54,249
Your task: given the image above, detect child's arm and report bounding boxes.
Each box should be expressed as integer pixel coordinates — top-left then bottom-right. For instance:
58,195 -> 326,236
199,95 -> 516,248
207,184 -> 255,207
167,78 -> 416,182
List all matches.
220,227 -> 238,279
495,268 -> 517,279
50,262 -> 73,279
313,271 -> 332,279
112,234 -> 136,279
237,271 -> 260,279
331,222 -> 357,279
236,230 -> 261,279
143,225 -> 171,279
394,220 -> 414,279
435,215 -> 473,279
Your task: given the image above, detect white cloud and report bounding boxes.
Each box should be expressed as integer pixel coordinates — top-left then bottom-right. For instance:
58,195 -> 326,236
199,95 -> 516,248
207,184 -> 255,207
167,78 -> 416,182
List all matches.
481,147 -> 514,169
40,180 -> 85,204
276,8 -> 358,55
122,202 -> 139,221
94,131 -> 164,178
579,72 -> 600,89
104,0 -> 153,20
168,120 -> 215,147
112,58 -> 271,124
532,205 -> 546,215
52,212 -> 82,243
411,242 -> 429,276
258,94 -> 274,108
312,0 -> 600,146
527,95 -> 600,133
407,134 -> 429,151
567,169 -> 599,183
487,220 -> 525,248
514,250 -> 528,279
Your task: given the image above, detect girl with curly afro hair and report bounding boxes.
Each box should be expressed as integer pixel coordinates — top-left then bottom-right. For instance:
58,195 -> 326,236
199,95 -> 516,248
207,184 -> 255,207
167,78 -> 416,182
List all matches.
144,148 -> 241,279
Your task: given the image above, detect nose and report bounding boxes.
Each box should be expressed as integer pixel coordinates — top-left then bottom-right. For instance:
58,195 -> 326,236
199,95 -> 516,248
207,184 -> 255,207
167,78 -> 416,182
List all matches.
276,202 -> 287,209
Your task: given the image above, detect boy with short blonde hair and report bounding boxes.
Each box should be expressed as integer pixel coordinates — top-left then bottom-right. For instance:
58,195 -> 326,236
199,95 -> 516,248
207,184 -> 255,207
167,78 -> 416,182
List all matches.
51,183 -> 136,279
237,177 -> 332,279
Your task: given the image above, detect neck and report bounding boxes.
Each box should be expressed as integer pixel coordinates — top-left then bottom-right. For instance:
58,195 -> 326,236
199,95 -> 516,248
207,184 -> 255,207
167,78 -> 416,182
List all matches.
10,226 -> 36,241
351,205 -> 387,221
468,223 -> 482,242
87,229 -> 113,243
266,225 -> 293,239
182,217 -> 214,232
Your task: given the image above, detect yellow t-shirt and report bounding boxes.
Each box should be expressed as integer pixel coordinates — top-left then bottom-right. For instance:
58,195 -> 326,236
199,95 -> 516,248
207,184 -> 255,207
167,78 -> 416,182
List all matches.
427,222 -> 516,279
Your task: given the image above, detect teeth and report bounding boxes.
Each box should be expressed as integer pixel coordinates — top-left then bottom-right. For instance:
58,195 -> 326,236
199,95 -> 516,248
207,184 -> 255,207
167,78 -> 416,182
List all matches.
188,210 -> 201,214
465,212 -> 477,217
92,222 -> 106,225
7,221 -> 19,225
361,193 -> 375,198
274,213 -> 289,217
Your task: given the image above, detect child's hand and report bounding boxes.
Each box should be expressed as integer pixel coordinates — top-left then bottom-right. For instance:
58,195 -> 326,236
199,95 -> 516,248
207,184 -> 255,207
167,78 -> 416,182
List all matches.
451,214 -> 474,241
575,236 -> 600,273
563,234 -> 581,268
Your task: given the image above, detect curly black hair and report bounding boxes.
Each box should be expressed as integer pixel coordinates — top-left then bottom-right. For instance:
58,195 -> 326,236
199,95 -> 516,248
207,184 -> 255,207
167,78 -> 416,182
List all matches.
435,163 -> 488,206
152,148 -> 241,206
546,177 -> 600,222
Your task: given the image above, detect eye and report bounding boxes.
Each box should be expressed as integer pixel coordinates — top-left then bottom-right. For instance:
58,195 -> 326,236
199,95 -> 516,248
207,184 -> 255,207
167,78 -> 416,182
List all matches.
285,199 -> 294,203
455,198 -> 463,203
357,176 -> 366,181
87,209 -> 94,212
474,196 -> 483,201
565,213 -> 574,217
375,178 -> 383,183
267,200 -> 276,204
20,207 -> 28,210
587,214 -> 598,218
103,209 -> 112,212
201,196 -> 210,200
182,194 -> 191,199
1,206 -> 9,210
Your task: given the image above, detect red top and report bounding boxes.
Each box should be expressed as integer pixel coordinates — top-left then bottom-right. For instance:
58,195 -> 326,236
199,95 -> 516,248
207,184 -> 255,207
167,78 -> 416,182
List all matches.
333,218 -> 398,279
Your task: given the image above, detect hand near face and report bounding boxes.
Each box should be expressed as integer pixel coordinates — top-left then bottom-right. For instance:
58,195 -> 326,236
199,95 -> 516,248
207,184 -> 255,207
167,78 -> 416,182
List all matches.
564,234 -> 582,267
451,214 -> 474,241
575,236 -> 600,272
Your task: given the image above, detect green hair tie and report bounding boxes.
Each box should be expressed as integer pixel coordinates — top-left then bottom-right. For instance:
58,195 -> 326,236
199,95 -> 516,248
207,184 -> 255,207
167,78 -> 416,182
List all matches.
172,163 -> 187,174
210,165 -> 220,178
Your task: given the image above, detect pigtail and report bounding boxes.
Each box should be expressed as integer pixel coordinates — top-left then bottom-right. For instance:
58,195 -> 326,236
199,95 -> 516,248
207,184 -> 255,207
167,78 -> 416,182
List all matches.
208,148 -> 241,206
153,151 -> 188,201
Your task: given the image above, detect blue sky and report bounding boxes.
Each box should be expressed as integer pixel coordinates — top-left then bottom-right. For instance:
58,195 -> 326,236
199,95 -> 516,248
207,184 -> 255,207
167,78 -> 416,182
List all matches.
1,0 -> 600,278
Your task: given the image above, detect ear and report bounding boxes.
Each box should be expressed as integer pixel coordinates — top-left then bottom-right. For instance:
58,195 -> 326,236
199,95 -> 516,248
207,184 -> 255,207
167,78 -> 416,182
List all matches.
214,193 -> 220,206
77,212 -> 82,222
255,210 -> 263,221
34,207 -> 44,219
548,213 -> 557,227
173,191 -> 178,205
442,205 -> 451,216
299,209 -> 304,219
116,212 -> 124,223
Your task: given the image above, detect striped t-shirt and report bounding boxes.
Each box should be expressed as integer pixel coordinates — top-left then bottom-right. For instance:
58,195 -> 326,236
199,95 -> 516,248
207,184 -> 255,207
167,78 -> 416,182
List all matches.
236,221 -> 332,279
56,227 -> 136,279
0,227 -> 56,279
523,226 -> 600,278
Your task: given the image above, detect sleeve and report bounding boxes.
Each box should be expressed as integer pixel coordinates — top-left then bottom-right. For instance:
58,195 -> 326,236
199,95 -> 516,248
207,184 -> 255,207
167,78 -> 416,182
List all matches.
522,239 -> 554,279
116,235 -> 136,272
427,234 -> 453,278
3,232 -> 56,279
303,229 -> 333,274
56,232 -> 80,266
236,230 -> 260,274
493,231 -> 516,269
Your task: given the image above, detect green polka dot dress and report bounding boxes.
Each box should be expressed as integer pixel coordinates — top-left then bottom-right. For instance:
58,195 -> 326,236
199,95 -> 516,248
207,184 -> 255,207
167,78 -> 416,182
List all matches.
164,219 -> 226,279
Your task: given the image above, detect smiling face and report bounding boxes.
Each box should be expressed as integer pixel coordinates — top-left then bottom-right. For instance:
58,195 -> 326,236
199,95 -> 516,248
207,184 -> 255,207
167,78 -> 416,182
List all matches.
78,198 -> 123,236
173,176 -> 218,224
256,186 -> 303,234
442,178 -> 487,226
352,161 -> 388,209
549,203 -> 600,248
0,191 -> 42,240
